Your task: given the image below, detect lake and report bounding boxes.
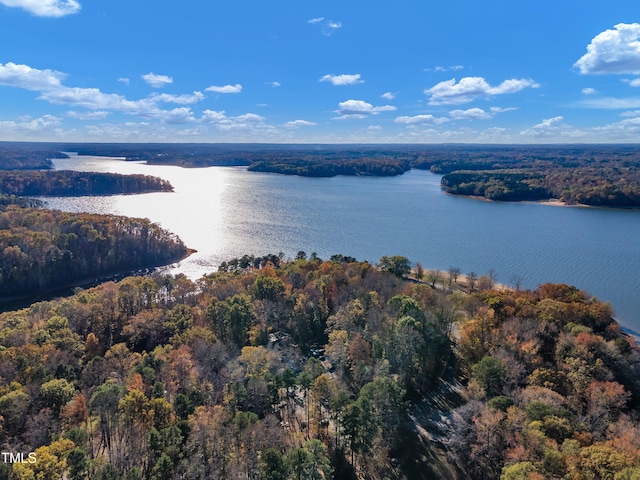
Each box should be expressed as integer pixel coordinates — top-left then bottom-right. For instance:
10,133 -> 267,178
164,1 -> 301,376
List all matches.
43,155 -> 640,332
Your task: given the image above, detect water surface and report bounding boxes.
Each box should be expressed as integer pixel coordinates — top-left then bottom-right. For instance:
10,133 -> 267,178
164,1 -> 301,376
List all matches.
43,156 -> 640,330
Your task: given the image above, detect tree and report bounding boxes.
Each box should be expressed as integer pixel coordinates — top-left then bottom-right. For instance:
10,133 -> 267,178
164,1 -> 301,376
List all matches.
40,378 -> 76,413
415,262 -> 424,281
471,356 -> 507,398
448,266 -> 462,284
259,448 -> 288,480
378,256 -> 411,279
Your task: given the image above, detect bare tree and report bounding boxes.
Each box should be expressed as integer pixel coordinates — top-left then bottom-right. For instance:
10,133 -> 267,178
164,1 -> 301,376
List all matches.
427,269 -> 442,288
448,266 -> 462,284
510,274 -> 524,292
467,272 -> 478,293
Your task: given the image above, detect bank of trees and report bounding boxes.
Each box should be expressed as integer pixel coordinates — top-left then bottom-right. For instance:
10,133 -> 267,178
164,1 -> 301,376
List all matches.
0,170 -> 173,197
0,206 -> 188,297
1,254 -> 639,479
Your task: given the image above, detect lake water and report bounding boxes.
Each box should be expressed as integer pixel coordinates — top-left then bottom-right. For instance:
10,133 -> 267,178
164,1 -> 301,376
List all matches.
43,155 -> 640,332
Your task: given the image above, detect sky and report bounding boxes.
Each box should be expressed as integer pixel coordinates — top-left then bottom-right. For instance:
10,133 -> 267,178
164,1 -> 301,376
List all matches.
1,0 -> 640,144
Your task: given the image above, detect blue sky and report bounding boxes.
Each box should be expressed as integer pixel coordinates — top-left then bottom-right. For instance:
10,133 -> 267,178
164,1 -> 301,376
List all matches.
1,0 -> 640,143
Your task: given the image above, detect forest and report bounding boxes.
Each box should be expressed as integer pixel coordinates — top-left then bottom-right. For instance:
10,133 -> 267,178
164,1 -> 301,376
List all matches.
0,204 -> 189,299
1,253 -> 640,479
3,142 -> 640,204
0,171 -> 173,197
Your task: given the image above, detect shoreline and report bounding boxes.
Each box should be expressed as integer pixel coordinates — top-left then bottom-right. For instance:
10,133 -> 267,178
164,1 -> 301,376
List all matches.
0,248 -> 196,311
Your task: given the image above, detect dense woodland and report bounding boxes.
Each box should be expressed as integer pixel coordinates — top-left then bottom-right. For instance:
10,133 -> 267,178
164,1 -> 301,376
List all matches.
0,204 -> 188,298
0,144 -> 64,170
1,253 -> 639,479
0,171 -> 173,197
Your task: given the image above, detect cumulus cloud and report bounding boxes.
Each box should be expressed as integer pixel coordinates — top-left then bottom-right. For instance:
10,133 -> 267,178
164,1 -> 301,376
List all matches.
0,61 -> 210,123
582,87 -> 598,95
320,74 -> 363,86
531,116 -> 565,129
630,79 -> 640,87
381,92 -> 396,100
151,92 -> 205,104
159,107 -> 197,125
67,110 -> 110,120
118,77 -> 130,86
0,62 -> 65,90
284,120 -> 317,127
308,17 -> 324,24
574,23 -> 640,75
200,110 -> 270,132
142,73 -> 173,88
0,114 -> 67,141
449,106 -> 516,120
394,114 -> 449,125
334,99 -> 396,119
205,84 -> 243,94
425,76 -> 539,105
266,81 -> 281,87
0,0 -> 80,17
449,108 -> 493,120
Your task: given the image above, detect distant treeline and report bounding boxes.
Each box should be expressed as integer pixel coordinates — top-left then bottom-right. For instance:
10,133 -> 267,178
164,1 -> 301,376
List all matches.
0,206 -> 188,297
4,142 -> 640,205
0,143 -> 66,170
0,170 -> 173,197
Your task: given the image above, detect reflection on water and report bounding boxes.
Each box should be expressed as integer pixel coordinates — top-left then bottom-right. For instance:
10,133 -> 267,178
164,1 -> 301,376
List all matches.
44,156 -> 640,330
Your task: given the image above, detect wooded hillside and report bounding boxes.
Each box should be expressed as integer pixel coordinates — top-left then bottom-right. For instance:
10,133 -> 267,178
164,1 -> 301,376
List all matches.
1,254 -> 639,479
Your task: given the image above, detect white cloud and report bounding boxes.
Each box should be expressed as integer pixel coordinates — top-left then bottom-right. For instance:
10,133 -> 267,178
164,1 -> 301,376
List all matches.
630,79 -> 640,87
142,72 -> 173,88
158,107 -> 197,124
118,77 -> 130,86
205,84 -> 243,94
394,114 -> 449,125
320,74 -> 363,86
284,120 -> 317,127
448,106 -> 516,120
574,23 -> 640,75
0,114 -> 68,140
425,76 -> 539,105
534,116 -> 564,128
0,62 -> 210,123
582,87 -> 598,95
308,17 -> 342,36
67,110 -> 110,120
449,108 -> 493,120
0,0 -> 80,17
266,81 -> 281,87
335,99 -> 396,119
620,110 -> 640,117
429,65 -> 465,73
578,96 -> 640,109
0,62 -> 65,90
152,92 -> 205,104
235,113 -> 265,122
381,92 -> 396,100
201,110 -> 265,127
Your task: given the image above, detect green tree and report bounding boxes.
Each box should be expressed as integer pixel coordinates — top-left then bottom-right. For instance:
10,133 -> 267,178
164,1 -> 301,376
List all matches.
259,448 -> 288,480
378,255 -> 411,279
471,356 -> 507,398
